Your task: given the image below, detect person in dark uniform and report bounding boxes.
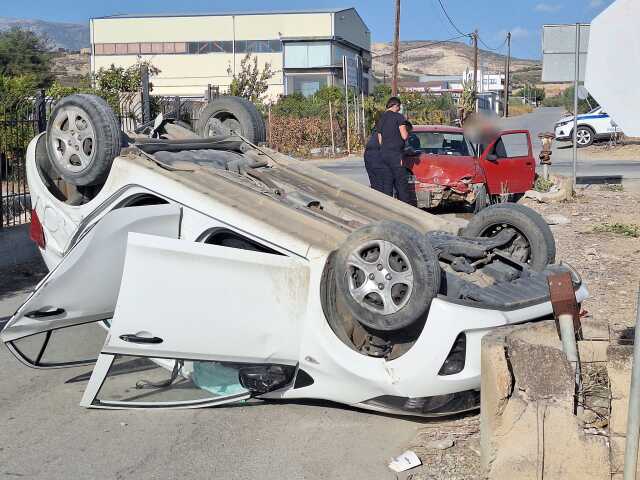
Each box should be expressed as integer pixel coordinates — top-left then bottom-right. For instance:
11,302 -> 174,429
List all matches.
376,97 -> 416,206
363,128 -> 387,193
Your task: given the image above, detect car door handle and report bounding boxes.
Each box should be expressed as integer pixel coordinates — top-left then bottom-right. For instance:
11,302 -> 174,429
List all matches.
25,308 -> 65,319
119,334 -> 164,344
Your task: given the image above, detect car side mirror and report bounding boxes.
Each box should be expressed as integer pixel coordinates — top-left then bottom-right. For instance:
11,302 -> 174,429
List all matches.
487,153 -> 499,162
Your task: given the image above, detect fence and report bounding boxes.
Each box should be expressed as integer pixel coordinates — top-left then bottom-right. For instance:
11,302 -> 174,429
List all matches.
0,87 -> 200,229
0,92 -> 51,229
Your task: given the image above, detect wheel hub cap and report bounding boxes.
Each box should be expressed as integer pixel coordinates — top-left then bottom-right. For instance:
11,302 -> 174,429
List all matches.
49,106 -> 96,173
346,240 -> 414,315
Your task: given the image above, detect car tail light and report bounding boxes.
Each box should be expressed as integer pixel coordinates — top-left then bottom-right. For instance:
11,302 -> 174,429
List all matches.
438,333 -> 466,376
29,209 -> 46,249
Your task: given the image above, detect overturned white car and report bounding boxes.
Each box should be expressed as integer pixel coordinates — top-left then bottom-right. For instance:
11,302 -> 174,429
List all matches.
1,94 -> 587,415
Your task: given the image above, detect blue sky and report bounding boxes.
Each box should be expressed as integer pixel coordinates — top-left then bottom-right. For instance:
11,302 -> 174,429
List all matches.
3,0 -> 614,59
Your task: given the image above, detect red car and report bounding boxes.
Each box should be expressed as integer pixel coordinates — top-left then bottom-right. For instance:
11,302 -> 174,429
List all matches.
403,125 -> 536,212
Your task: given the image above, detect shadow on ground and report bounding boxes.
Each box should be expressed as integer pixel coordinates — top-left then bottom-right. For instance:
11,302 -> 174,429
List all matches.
0,258 -> 48,301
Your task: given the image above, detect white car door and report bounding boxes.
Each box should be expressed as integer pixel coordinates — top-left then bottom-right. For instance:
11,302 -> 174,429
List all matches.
1,204 -> 181,368
79,232 -> 310,409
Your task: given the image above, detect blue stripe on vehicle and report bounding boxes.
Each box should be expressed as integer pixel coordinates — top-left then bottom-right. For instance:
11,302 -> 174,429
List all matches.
576,114 -> 609,120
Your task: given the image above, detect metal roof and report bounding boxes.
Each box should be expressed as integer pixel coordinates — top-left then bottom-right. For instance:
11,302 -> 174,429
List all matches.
93,8 -> 355,20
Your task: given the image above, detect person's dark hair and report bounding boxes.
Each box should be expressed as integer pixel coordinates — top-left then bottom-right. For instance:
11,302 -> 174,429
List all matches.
386,96 -> 402,109
403,120 -> 413,132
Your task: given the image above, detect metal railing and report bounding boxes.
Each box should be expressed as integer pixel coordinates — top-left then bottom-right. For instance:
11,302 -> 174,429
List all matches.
0,91 -> 50,229
0,89 -> 202,229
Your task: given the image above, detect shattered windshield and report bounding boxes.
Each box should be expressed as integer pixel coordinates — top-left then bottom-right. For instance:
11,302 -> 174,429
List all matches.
411,132 -> 472,156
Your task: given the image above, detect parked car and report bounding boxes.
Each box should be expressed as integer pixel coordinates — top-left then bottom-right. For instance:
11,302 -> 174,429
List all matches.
554,106 -> 622,147
404,125 -> 536,212
1,94 -> 587,416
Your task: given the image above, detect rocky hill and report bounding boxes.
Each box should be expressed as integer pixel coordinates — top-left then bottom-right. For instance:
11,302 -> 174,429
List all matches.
0,17 -> 89,51
372,40 -> 541,83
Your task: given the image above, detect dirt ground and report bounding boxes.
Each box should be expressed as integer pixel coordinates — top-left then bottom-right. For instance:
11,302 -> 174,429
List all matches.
407,185 -> 640,479
576,137 -> 640,160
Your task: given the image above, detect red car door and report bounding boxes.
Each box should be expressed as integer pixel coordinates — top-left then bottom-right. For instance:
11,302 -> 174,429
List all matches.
478,130 -> 535,195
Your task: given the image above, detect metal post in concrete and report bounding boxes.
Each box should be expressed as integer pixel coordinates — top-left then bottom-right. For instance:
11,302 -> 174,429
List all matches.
623,287 -> 640,480
558,313 -> 582,416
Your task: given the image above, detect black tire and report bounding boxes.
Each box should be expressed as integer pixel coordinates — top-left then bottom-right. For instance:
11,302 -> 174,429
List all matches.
334,221 -> 441,332
46,94 -> 121,186
575,125 -> 595,148
463,203 -> 556,271
196,96 -> 266,144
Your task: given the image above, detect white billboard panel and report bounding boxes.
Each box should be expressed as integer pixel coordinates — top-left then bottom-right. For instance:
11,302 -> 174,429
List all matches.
542,24 -> 590,83
585,0 -> 640,137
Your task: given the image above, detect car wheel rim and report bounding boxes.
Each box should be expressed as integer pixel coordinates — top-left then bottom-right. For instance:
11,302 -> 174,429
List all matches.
49,106 -> 97,173
481,224 -> 531,263
577,129 -> 591,145
346,240 -> 414,315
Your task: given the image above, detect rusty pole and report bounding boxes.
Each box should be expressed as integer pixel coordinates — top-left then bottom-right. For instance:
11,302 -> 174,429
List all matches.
391,0 -> 401,96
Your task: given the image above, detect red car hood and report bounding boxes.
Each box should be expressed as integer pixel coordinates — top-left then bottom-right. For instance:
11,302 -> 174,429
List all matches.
404,153 -> 479,192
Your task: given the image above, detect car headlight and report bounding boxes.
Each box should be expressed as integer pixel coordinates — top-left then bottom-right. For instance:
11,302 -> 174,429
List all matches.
556,121 -> 571,128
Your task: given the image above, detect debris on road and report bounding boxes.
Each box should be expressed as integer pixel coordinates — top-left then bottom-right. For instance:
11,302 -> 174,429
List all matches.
545,213 -> 571,225
426,438 -> 455,450
388,450 -> 422,473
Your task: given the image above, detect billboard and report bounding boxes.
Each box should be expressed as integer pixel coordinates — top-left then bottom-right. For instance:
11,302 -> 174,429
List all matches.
542,24 -> 590,83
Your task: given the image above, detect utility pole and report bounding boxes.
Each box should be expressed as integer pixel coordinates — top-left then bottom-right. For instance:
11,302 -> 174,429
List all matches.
472,29 -> 479,111
391,0 -> 401,96
503,31 -> 511,118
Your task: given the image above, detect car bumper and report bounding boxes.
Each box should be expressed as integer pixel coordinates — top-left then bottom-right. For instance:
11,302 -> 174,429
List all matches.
555,125 -> 572,141
282,282 -> 589,416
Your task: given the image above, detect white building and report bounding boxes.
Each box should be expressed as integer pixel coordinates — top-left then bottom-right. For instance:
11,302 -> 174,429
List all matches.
463,68 -> 505,93
90,8 -> 372,99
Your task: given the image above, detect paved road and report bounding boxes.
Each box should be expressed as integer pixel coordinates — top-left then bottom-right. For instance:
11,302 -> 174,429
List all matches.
0,275 -> 420,480
317,107 -> 640,187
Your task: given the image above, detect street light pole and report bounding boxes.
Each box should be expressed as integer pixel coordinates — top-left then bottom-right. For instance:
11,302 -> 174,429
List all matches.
391,0 -> 401,96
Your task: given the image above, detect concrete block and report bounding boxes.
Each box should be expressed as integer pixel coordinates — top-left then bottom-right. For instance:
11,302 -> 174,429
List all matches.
481,320 -> 610,480
609,434 -> 640,475
480,331 -> 513,471
578,340 -> 609,363
608,344 -> 634,399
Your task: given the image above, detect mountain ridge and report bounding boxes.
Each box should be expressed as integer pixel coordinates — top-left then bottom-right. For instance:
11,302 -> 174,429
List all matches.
0,17 -> 89,51
372,40 -> 541,81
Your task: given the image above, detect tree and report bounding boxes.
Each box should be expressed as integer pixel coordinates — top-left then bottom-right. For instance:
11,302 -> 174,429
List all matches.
228,53 -> 274,104
514,86 -> 546,104
561,86 -> 599,114
0,27 -> 52,87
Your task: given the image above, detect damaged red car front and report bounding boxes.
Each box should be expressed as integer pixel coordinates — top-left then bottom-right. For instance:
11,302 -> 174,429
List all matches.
404,126 -> 536,211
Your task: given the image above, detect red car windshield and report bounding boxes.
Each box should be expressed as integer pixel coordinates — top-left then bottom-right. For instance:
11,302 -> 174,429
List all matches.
409,131 -> 473,157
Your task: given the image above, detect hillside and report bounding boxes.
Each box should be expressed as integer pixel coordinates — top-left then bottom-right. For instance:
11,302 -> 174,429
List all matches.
372,40 -> 541,85
0,17 -> 89,51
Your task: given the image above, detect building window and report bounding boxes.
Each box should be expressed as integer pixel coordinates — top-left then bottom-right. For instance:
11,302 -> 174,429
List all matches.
236,40 -> 282,54
333,44 -> 359,66
286,74 -> 329,97
93,40 -> 281,56
284,42 -> 331,68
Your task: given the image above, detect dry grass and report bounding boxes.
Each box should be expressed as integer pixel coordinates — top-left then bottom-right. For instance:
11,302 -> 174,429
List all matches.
507,103 -> 534,117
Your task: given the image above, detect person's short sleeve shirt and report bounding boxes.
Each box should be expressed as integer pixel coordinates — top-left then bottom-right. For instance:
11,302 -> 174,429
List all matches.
376,111 -> 406,152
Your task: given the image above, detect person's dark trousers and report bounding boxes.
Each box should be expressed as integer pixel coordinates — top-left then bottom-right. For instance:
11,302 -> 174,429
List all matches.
364,149 -> 394,195
381,150 -> 417,207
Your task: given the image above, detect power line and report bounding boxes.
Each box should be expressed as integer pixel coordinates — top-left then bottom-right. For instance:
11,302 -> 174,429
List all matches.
372,34 -> 469,58
477,35 -> 508,52
436,0 -> 471,38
